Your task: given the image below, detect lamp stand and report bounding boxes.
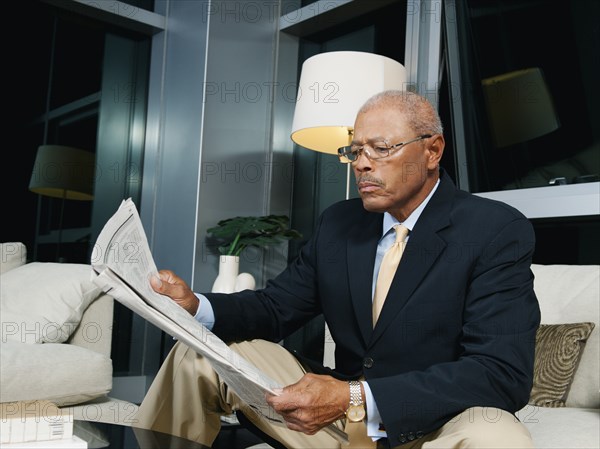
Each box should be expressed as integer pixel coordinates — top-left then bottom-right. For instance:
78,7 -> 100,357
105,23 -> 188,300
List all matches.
345,164 -> 351,200
56,189 -> 66,262
345,130 -> 353,200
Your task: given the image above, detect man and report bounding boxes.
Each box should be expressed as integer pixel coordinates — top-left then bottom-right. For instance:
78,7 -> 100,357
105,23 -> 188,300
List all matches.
137,90 -> 540,448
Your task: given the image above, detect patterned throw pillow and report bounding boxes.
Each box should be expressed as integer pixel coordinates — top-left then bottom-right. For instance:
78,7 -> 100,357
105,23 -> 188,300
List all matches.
529,322 -> 596,407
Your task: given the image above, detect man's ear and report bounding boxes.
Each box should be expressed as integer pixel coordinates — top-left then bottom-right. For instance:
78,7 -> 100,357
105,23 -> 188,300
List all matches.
426,134 -> 445,170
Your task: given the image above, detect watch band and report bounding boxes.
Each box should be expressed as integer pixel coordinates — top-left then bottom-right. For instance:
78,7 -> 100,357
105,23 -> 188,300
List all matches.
349,380 -> 363,406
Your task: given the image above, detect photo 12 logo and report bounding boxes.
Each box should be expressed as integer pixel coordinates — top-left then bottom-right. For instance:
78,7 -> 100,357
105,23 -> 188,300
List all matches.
202,81 -> 340,104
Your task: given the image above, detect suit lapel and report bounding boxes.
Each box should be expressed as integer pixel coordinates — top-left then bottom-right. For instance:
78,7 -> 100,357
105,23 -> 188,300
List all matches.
370,172 -> 455,345
347,211 -> 382,346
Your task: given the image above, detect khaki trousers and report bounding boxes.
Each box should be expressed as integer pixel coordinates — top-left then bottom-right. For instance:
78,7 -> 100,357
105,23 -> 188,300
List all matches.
136,340 -> 534,449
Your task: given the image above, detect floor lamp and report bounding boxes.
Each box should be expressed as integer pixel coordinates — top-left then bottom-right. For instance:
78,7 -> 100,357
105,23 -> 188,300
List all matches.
481,67 -> 560,187
290,51 -> 408,367
29,145 -> 95,262
291,51 -> 408,200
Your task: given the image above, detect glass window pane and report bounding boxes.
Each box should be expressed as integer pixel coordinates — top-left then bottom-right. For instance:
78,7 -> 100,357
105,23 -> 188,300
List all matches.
448,0 -> 599,193
51,16 -> 104,108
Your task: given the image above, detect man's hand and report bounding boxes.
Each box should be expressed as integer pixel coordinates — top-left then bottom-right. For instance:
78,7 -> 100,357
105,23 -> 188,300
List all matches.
266,373 -> 349,435
149,270 -> 200,316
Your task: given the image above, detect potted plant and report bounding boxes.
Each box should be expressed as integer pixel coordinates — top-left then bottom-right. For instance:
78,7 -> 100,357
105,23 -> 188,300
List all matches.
206,215 -> 302,293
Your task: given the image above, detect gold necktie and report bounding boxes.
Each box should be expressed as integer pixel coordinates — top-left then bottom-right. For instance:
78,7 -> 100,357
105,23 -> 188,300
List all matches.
372,224 -> 409,325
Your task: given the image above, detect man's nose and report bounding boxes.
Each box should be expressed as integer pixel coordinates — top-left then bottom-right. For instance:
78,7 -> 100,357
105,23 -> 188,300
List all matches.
353,151 -> 372,171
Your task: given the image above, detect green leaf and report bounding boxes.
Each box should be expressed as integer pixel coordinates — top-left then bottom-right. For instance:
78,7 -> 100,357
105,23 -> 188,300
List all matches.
206,214 -> 302,256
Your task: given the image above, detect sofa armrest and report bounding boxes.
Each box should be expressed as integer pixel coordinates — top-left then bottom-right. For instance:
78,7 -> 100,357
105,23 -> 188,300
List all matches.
68,293 -> 114,357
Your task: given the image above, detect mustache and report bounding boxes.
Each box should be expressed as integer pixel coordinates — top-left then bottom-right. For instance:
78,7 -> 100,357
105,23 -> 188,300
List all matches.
356,175 -> 385,187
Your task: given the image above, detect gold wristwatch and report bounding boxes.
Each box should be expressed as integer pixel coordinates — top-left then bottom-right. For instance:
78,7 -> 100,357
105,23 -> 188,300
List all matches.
346,380 -> 366,422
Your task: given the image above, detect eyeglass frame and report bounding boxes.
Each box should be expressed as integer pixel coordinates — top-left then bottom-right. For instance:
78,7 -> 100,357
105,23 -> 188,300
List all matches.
337,134 -> 433,163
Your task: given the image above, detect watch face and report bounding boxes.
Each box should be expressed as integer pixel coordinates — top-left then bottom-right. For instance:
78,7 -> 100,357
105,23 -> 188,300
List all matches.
347,405 -> 366,422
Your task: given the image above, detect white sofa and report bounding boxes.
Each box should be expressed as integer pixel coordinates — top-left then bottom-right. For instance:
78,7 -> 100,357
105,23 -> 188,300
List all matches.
2,242 -> 598,445
0,242 -> 114,407
519,264 -> 599,448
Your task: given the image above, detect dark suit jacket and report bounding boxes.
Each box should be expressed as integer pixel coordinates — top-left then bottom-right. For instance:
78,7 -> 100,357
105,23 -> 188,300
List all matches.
207,171 -> 540,445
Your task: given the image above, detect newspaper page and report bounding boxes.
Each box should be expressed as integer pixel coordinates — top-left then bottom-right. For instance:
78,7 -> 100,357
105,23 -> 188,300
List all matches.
90,198 -> 348,444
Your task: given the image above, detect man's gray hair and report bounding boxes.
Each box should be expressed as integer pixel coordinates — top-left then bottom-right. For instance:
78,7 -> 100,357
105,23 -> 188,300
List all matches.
358,90 -> 444,136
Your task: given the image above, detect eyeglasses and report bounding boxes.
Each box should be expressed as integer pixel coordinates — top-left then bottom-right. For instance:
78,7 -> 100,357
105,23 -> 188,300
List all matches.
337,134 -> 432,163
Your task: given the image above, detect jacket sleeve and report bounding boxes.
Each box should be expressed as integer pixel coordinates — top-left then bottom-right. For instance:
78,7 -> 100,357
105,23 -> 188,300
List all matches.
206,211 -> 326,343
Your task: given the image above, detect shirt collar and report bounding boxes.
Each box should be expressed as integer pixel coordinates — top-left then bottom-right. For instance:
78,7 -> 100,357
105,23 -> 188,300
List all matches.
381,179 -> 440,238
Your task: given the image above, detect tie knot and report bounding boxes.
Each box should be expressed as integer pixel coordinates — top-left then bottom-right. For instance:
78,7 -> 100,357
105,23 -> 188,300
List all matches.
393,224 -> 409,244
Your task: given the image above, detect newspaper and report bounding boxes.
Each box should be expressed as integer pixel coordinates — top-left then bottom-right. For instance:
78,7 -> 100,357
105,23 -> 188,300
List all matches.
90,198 -> 348,444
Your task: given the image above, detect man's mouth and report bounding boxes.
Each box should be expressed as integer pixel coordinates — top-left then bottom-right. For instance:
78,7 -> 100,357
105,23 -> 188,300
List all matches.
357,181 -> 383,193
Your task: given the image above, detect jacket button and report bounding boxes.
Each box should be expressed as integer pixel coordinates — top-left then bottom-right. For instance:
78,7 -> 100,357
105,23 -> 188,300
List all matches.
363,357 -> 374,368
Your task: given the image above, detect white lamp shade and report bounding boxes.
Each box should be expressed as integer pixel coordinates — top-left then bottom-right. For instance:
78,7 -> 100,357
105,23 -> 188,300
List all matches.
29,145 -> 95,201
291,51 -> 407,154
482,67 -> 560,148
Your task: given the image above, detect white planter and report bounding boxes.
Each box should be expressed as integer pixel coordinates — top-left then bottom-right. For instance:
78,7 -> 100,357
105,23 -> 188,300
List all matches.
211,255 -> 256,293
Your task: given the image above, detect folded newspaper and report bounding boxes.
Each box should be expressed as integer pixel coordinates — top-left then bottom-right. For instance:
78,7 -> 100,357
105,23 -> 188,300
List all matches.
90,198 -> 347,444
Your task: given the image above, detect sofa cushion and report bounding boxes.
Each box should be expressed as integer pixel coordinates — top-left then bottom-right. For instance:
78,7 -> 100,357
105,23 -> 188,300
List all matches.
0,242 -> 27,274
518,405 -> 600,449
530,322 -> 595,407
0,341 -> 112,406
1,262 -> 102,344
531,264 -> 600,408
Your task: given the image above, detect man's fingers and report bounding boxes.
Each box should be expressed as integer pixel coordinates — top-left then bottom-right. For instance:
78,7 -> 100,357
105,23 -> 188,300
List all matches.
158,270 -> 178,284
149,274 -> 163,290
150,270 -> 183,292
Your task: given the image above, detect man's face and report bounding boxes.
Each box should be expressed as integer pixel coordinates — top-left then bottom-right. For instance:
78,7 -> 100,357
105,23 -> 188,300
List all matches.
351,105 -> 442,220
